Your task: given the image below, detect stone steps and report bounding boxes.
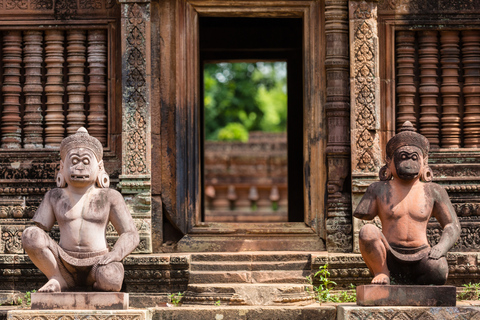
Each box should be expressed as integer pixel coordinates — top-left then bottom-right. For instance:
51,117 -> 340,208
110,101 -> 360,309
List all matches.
185,252 -> 314,306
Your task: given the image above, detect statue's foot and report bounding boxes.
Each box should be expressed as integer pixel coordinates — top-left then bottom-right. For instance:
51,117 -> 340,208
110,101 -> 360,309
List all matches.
38,279 -> 66,293
371,273 -> 390,285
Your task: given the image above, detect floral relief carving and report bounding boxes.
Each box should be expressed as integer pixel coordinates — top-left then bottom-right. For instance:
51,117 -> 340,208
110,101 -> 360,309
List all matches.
354,21 -> 377,172
5,0 -> 27,9
31,0 -> 53,9
123,3 -> 149,175
2,226 -> 23,254
79,0 -> 101,9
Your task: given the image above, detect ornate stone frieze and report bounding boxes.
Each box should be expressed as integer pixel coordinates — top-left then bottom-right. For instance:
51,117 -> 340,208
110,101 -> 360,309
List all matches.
1,225 -> 23,254
8,310 -> 148,320
379,0 -> 480,12
0,160 -> 58,180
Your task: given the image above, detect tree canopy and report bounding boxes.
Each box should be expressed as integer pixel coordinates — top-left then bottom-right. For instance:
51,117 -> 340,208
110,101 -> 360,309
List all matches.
204,62 -> 287,142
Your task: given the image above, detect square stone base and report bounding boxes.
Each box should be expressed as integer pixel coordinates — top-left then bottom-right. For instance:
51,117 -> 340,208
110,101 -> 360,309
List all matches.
31,292 -> 129,310
356,285 -> 456,306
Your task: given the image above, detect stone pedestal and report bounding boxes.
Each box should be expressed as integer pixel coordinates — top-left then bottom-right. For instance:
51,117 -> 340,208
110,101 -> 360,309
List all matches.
31,292 -> 129,310
356,285 -> 456,306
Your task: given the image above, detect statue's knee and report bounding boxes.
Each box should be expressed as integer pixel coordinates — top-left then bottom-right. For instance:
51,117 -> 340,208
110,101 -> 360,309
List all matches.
95,262 -> 124,292
419,257 -> 448,285
22,226 -> 48,251
359,224 -> 380,243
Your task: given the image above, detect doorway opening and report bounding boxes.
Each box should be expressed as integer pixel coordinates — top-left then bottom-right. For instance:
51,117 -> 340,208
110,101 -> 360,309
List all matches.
200,17 -> 304,223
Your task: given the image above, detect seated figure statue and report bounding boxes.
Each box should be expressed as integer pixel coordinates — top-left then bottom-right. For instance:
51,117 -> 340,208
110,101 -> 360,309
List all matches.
354,121 -> 460,285
22,127 -> 140,292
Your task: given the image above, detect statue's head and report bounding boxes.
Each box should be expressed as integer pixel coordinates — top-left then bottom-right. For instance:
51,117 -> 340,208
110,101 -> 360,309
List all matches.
379,121 -> 433,182
56,127 -> 110,188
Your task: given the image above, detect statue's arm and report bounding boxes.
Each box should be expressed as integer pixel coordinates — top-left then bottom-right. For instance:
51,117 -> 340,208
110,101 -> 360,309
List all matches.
100,190 -> 140,264
353,184 -> 378,220
430,183 -> 461,259
32,190 -> 56,231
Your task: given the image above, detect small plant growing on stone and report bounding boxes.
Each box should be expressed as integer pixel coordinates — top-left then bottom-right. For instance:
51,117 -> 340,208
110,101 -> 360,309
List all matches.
169,292 -> 184,306
24,290 -> 36,306
307,265 -> 356,303
458,283 -> 480,300
215,300 -> 221,306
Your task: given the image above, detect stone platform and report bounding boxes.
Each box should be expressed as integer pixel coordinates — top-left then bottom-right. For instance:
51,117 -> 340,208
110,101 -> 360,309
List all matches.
356,285 -> 456,306
31,292 -> 129,310
8,310 -> 147,320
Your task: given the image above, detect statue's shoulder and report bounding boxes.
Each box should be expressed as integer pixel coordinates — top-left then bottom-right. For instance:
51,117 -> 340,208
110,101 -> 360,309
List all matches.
98,188 -> 124,200
46,187 -> 66,200
367,180 -> 390,192
423,181 -> 449,199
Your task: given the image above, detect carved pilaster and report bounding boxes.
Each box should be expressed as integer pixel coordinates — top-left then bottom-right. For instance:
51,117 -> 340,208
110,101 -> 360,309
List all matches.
325,0 -> 351,252
44,30 -> 65,148
66,30 -> 87,136
23,31 -> 44,149
87,29 -> 108,146
118,0 -> 152,253
462,30 -> 480,148
350,0 -> 381,253
440,31 -> 461,148
395,31 -> 416,130
1,31 -> 22,149
418,31 -> 440,148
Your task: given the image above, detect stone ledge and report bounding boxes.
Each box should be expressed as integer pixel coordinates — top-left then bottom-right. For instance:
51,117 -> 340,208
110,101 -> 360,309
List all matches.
338,305 -> 480,320
8,310 -> 149,320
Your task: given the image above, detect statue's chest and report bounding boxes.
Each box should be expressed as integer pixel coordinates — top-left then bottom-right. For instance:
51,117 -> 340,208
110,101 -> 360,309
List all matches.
385,191 -> 432,221
55,195 -> 109,224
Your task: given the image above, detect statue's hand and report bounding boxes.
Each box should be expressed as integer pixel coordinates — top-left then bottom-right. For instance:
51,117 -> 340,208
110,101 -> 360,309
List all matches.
97,250 -> 123,265
428,244 -> 445,260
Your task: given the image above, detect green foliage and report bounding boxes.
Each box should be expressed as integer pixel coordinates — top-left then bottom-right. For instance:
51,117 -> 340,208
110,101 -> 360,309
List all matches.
214,300 -> 221,306
24,290 -> 36,306
169,292 -> 184,306
306,264 -> 356,303
458,282 -> 480,300
204,62 -> 287,141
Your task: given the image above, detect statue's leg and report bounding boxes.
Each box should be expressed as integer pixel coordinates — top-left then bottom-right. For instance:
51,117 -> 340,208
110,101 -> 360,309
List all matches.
359,224 -> 390,285
91,262 -> 124,292
415,256 -> 448,285
22,226 -> 69,292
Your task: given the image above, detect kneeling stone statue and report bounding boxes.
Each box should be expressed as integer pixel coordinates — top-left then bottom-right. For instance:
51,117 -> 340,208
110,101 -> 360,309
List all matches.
354,121 -> 460,285
22,128 -> 140,292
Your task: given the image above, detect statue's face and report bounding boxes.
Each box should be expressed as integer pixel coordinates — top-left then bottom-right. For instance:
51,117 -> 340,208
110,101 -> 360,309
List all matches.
392,146 -> 423,181
63,148 -> 99,188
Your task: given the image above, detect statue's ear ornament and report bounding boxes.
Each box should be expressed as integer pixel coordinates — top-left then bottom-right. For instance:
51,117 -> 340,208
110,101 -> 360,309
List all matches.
56,172 -> 66,188
379,164 -> 392,181
96,170 -> 110,188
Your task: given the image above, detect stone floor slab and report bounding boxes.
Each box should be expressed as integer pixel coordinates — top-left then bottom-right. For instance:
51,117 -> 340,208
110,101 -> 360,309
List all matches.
31,292 -> 129,310
338,305 -> 480,320
356,285 -> 456,306
152,305 -> 335,320
8,310 -> 148,320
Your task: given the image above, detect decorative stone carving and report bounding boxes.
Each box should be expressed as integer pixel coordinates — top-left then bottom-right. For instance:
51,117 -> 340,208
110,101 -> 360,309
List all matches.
1,31 -> 22,149
2,225 -> 23,254
23,31 -> 45,149
66,30 -> 87,136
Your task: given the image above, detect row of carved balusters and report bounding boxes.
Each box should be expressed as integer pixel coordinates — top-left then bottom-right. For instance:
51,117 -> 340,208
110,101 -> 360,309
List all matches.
0,29 -> 108,149
396,30 -> 480,148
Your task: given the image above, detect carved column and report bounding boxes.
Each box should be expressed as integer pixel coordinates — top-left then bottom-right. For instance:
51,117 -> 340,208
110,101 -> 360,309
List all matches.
87,29 -> 108,146
325,0 -> 352,252
440,31 -> 461,148
1,31 -> 22,149
462,30 -> 480,148
66,30 -> 87,136
395,31 -> 416,130
23,31 -> 44,149
118,0 -> 152,253
44,30 -> 65,148
418,31 -> 440,148
350,0 -> 381,253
